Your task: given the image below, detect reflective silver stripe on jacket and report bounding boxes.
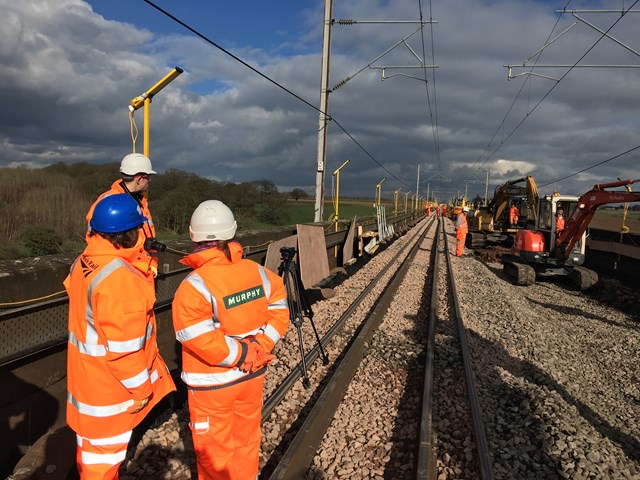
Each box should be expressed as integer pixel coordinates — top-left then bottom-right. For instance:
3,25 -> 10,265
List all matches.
67,392 -> 133,417
107,322 -> 154,353
121,368 -> 149,389
120,367 -> 158,389
181,368 -> 247,387
186,273 -> 220,326
219,336 -> 240,367
175,319 -> 217,342
260,323 -> 281,345
68,331 -> 107,357
68,258 -> 128,355
268,298 -> 288,310
257,265 -> 271,298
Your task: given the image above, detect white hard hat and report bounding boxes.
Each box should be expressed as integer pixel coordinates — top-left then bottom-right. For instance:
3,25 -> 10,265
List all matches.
189,200 -> 237,242
463,207 -> 470,212
120,153 -> 156,175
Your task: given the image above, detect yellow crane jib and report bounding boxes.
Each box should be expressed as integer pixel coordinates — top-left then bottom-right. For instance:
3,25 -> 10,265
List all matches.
129,67 -> 184,111
128,67 -> 183,157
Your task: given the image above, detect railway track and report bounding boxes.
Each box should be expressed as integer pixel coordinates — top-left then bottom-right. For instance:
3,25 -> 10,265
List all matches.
120,215 -> 501,480
5,214 -> 640,479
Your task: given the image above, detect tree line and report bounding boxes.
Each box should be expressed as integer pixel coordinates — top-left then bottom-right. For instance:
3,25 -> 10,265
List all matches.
0,162 -> 303,259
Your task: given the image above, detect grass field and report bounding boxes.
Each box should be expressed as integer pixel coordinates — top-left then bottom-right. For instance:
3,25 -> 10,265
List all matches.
286,199 -> 383,224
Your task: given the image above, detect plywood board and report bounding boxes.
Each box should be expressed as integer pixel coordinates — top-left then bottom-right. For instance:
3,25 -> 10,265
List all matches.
297,224 -> 330,289
264,235 -> 298,274
342,218 -> 356,265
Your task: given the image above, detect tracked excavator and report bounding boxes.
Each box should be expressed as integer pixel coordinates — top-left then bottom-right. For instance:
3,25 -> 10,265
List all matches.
502,179 -> 640,290
467,176 -> 538,248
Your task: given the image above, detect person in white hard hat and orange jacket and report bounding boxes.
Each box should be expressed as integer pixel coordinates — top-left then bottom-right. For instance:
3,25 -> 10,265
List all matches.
172,200 -> 290,480
65,193 -> 175,480
455,206 -> 469,256
555,208 -> 565,236
85,153 -> 160,285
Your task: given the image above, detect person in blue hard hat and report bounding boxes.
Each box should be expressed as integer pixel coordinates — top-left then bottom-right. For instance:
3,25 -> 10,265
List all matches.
65,193 -> 175,480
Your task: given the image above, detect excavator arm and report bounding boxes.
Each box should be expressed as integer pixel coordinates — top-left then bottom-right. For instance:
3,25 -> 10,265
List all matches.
555,179 -> 640,260
525,176 -> 539,223
490,176 -> 528,225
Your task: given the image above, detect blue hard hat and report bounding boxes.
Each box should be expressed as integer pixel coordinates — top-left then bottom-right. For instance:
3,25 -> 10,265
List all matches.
90,194 -> 147,233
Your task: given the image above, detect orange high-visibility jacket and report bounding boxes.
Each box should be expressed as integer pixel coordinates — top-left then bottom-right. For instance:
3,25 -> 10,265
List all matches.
173,242 -> 289,389
64,234 -> 175,439
85,180 -> 155,244
510,205 -> 519,223
455,212 -> 468,234
86,180 -> 157,281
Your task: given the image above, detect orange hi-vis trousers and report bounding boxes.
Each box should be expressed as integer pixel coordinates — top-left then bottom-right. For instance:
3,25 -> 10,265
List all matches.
456,227 -> 468,256
188,375 -> 265,480
75,431 -> 132,480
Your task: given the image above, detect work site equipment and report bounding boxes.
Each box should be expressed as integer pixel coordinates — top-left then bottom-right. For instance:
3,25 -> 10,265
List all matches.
277,247 -> 328,389
502,179 -> 640,290
119,153 -> 156,175
189,200 -> 238,242
467,176 -> 538,248
89,194 -> 146,233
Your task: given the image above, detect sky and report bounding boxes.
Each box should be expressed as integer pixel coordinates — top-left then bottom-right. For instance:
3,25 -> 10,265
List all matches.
2,0 -> 640,204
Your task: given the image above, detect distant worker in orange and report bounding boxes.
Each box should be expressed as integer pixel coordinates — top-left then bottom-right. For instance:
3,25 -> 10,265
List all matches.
509,202 -> 519,227
85,153 -> 160,284
455,206 -> 469,256
556,208 -> 565,236
426,205 -> 431,217
172,200 -> 290,480
65,194 -> 175,480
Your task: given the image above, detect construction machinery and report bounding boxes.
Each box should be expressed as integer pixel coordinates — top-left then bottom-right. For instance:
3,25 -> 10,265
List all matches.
502,179 -> 640,290
467,176 -> 538,248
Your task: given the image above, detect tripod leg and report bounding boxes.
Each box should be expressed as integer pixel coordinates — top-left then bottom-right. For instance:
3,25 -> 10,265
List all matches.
306,312 -> 329,365
294,319 -> 311,389
291,268 -> 329,365
285,269 -> 312,389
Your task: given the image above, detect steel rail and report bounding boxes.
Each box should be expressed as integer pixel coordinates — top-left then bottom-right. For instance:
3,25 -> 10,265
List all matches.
416,215 -> 442,479
267,218 -> 433,479
443,220 -> 494,480
261,214 -> 436,420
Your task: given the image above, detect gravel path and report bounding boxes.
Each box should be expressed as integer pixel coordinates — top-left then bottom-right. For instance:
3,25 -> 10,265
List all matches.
108,215 -> 640,480
449,218 -> 640,479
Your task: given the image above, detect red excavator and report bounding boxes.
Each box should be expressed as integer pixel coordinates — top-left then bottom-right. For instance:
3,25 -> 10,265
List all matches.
502,179 -> 640,290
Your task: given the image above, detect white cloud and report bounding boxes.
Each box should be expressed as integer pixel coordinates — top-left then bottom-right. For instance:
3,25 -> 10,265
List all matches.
0,0 -> 639,202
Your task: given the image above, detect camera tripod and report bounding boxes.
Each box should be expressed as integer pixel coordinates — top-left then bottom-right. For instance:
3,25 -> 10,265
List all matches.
278,247 -> 329,388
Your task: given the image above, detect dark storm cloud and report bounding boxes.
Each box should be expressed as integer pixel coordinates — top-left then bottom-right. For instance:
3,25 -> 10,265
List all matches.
1,0 -> 639,202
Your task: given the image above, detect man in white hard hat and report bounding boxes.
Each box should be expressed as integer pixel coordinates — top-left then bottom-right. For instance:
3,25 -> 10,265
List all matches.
85,153 -> 160,283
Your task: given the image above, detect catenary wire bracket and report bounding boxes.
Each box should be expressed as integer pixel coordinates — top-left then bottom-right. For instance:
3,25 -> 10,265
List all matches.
504,8 -> 640,81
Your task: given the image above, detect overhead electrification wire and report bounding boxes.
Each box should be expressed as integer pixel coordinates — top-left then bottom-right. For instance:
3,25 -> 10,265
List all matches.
474,0 -> 640,186
466,0 -> 575,183
539,143 -> 640,188
141,0 -> 411,188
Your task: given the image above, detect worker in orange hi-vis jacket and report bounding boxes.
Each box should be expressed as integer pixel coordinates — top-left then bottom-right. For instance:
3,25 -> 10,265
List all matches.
85,153 -> 159,284
172,200 -> 290,480
65,193 -> 175,480
455,206 -> 469,256
509,203 -> 519,227
555,208 -> 565,235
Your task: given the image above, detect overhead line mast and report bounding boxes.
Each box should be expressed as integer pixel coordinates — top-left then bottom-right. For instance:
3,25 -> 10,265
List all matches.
314,0 -> 334,223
